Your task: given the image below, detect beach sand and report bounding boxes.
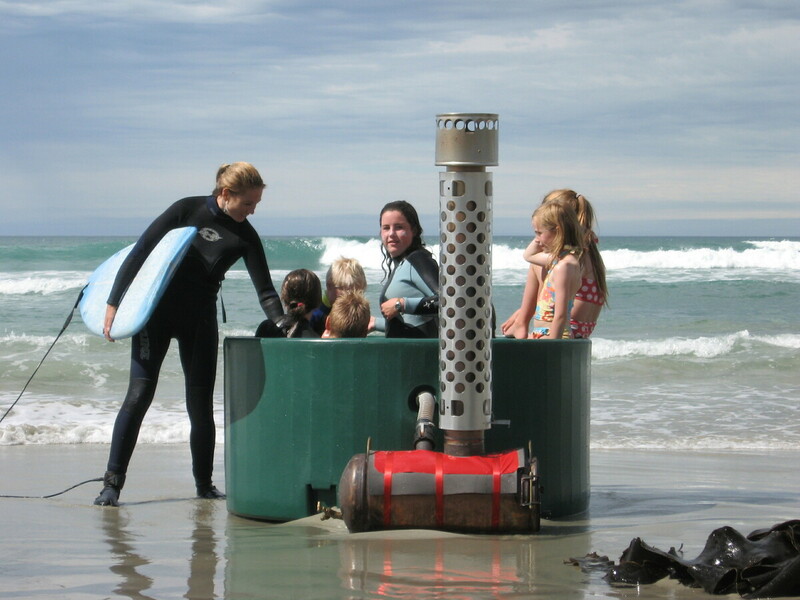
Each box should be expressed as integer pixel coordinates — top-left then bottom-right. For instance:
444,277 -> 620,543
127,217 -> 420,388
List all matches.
1,444 -> 798,599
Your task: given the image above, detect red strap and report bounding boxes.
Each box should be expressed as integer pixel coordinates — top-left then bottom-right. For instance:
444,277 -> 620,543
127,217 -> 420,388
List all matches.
383,452 -> 394,527
491,458 -> 501,529
435,452 -> 444,526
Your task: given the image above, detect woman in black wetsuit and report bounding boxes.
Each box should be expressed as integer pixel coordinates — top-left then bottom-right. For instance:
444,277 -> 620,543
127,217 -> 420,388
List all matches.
94,162 -> 283,506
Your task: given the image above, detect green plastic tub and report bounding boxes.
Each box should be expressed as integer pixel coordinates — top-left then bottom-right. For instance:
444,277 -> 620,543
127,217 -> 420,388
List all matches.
224,337 -> 590,520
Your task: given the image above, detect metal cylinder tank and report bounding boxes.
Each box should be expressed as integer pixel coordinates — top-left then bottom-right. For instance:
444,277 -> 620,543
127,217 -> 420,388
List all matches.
338,448 -> 539,533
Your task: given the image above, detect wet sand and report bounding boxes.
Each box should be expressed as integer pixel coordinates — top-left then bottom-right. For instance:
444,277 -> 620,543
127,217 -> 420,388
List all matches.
1,444 -> 798,599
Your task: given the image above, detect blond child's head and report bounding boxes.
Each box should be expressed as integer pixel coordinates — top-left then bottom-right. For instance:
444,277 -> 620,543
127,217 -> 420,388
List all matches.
325,257 -> 367,305
325,291 -> 370,338
532,201 -> 583,265
542,189 -> 597,247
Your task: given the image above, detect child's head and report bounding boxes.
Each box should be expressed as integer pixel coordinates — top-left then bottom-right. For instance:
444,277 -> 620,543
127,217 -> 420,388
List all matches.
325,291 -> 370,338
542,189 -> 596,246
281,269 -> 322,320
540,189 -> 608,303
532,201 -> 583,260
325,257 -> 367,305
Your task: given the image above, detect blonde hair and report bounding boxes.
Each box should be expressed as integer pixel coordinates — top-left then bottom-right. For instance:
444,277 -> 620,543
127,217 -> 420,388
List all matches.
328,291 -> 370,338
542,190 -> 595,243
327,257 -> 367,292
541,189 -> 608,303
212,162 -> 266,196
532,201 -> 583,268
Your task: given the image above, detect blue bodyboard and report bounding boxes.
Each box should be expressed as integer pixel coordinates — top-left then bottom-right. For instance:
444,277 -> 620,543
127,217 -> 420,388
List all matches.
79,227 -> 198,339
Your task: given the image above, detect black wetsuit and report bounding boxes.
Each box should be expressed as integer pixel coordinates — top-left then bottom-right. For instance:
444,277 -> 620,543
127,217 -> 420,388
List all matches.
105,195 -> 282,488
256,315 -> 319,338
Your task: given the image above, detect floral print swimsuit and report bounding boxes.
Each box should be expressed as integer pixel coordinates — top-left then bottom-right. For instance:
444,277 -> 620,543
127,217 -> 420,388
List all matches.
532,254 -> 574,339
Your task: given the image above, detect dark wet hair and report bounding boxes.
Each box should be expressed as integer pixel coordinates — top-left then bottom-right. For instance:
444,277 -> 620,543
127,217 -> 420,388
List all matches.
379,200 -> 427,277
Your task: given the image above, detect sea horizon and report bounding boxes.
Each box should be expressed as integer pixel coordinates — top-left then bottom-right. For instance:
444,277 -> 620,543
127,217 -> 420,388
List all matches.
1,235 -> 798,450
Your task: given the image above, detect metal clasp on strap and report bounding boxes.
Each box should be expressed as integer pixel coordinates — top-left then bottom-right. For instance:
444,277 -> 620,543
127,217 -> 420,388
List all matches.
520,472 -> 540,509
520,452 -> 540,509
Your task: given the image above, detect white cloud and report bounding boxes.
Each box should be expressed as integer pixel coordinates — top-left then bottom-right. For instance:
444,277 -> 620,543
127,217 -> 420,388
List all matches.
424,28 -> 576,56
1,0 -> 798,235
0,0 -> 280,22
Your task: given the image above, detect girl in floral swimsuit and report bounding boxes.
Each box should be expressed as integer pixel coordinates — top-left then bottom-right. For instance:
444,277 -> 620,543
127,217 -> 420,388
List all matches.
531,252 -> 576,338
502,190 -> 608,339
528,202 -> 582,339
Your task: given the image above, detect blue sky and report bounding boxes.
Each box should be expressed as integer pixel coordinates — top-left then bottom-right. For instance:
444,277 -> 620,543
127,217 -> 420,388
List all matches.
1,1 -> 798,237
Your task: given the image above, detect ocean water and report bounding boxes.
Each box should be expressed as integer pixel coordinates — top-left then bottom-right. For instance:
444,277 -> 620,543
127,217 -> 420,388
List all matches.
1,236 -> 798,451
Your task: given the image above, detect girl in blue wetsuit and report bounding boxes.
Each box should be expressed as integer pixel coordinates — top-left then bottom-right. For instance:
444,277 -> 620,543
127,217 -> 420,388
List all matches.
374,201 -> 439,338
95,163 -> 283,506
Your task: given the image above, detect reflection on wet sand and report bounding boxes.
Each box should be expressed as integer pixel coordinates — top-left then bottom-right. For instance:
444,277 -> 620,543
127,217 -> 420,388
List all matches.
100,502 -> 221,600
339,536 -> 537,599
186,502 -> 219,599
101,510 -> 156,600
224,517 -> 592,599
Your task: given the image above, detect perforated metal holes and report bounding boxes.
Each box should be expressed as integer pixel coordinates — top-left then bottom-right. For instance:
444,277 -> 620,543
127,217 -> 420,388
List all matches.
437,171 -> 493,429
